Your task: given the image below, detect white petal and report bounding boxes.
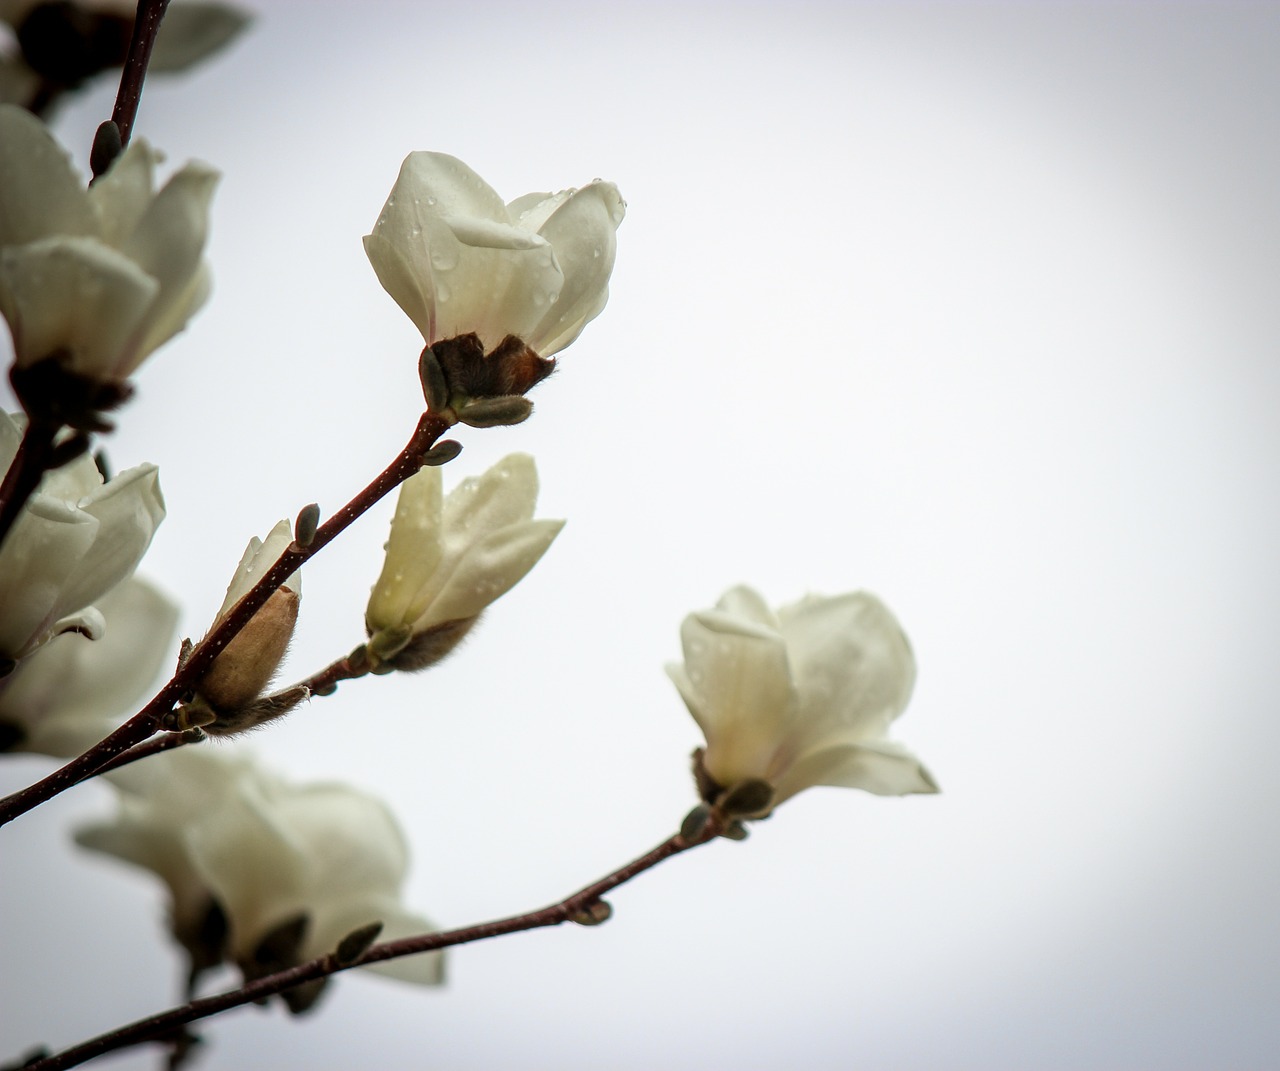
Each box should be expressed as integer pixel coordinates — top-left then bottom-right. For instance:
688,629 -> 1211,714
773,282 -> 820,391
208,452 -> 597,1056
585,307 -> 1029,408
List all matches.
363,231 -> 435,342
678,609 -> 795,787
119,161 -> 219,375
777,592 -> 916,744
525,181 -> 625,357
50,465 -> 165,625
773,739 -> 939,804
216,519 -> 294,618
0,105 -> 95,247
440,453 -> 539,546
0,496 -> 98,658
86,138 -> 160,248
365,153 -> 509,346
419,517 -> 563,626
715,585 -> 777,629
366,466 -> 444,633
0,237 -> 159,371
2,577 -> 178,757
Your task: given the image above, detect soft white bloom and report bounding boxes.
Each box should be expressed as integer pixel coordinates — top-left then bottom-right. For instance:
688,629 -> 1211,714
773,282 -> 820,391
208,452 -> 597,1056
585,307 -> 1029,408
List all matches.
365,454 -> 563,668
0,104 -> 218,381
668,586 -> 937,814
77,749 -> 443,996
364,152 -> 624,356
75,748 -> 256,975
0,576 -> 177,756
0,411 -> 165,661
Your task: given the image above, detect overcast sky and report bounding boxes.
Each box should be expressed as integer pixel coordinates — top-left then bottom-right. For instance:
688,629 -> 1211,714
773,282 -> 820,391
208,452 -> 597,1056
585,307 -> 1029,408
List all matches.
3,3 -> 1279,1069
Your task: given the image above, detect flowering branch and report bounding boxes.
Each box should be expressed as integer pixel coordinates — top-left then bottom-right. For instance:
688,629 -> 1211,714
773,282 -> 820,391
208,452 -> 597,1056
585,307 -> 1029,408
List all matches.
111,0 -> 173,147
22,815 -> 726,1071
0,412 -> 455,827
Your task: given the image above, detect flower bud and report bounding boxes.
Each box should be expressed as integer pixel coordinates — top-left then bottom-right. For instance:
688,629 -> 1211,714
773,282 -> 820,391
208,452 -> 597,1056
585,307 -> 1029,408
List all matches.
189,520 -> 301,733
365,454 -> 562,673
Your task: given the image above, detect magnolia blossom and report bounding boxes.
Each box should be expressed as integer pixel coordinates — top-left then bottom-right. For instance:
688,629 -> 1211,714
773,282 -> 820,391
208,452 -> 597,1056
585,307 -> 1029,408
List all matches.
0,410 -> 165,661
364,151 -> 624,357
365,454 -> 562,669
668,586 -> 937,815
77,749 -> 442,999
0,104 -> 218,381
0,576 -> 177,756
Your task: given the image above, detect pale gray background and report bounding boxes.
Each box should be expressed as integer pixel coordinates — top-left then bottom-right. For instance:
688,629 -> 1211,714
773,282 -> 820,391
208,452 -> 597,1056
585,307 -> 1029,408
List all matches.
3,2 -> 1279,1069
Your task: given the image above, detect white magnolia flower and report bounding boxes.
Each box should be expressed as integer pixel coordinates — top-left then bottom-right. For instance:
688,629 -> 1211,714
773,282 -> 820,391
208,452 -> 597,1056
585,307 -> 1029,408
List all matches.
365,454 -> 563,669
77,749 -> 442,998
0,104 -> 218,381
0,411 -> 165,661
364,152 -> 624,357
0,576 -> 177,756
184,773 -> 444,990
668,586 -> 937,814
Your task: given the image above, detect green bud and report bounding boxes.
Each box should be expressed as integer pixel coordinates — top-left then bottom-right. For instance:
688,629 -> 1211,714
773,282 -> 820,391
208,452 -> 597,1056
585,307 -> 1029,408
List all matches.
456,395 -> 534,428
294,503 -> 321,548
334,921 -> 384,966
680,803 -> 713,842
421,439 -> 463,466
418,346 -> 451,414
718,778 -> 774,817
570,900 -> 613,926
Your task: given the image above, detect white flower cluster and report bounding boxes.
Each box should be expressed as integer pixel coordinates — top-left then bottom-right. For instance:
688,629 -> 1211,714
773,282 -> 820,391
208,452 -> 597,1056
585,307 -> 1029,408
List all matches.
77,747 -> 443,1005
1,71 -> 938,1061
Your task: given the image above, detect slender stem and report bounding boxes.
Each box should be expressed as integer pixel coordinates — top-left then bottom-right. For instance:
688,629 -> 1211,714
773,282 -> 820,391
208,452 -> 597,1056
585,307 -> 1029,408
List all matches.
111,0 -> 172,145
0,418 -> 59,555
0,413 -> 452,827
90,729 -> 203,779
277,646 -> 373,700
24,818 -> 724,1071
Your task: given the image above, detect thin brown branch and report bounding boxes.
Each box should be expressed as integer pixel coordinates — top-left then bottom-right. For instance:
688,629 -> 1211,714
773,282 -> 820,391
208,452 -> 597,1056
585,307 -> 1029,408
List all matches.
89,729 -> 204,778
0,413 -> 453,827
23,817 -> 726,1071
110,0 -> 172,146
0,418 -> 59,555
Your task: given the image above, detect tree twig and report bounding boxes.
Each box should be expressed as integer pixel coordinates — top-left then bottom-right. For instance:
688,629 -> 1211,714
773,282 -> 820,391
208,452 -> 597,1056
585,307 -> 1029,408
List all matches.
111,0 -> 172,146
0,412 -> 453,827
22,816 -> 726,1071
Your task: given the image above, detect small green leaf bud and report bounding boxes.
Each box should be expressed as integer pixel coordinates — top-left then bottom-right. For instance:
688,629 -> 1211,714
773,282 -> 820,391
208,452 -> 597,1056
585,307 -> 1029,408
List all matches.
717,778 -> 774,817
570,900 -> 613,926
293,503 -> 321,548
455,395 -> 534,428
334,921 -> 384,966
421,439 -> 463,466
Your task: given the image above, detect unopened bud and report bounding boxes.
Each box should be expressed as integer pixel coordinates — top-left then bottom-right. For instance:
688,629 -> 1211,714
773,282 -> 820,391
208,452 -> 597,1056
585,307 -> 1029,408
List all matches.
570,900 -> 613,927
334,921 -> 384,966
717,778 -> 774,817
418,346 -> 451,414
195,586 -> 300,714
90,121 -> 122,179
455,396 -> 534,428
294,503 -> 321,548
421,439 -> 463,466
680,803 -> 713,842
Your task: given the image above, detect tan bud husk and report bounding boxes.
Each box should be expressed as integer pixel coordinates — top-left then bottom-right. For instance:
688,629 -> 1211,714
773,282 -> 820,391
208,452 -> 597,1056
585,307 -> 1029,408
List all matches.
195,586 -> 300,714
